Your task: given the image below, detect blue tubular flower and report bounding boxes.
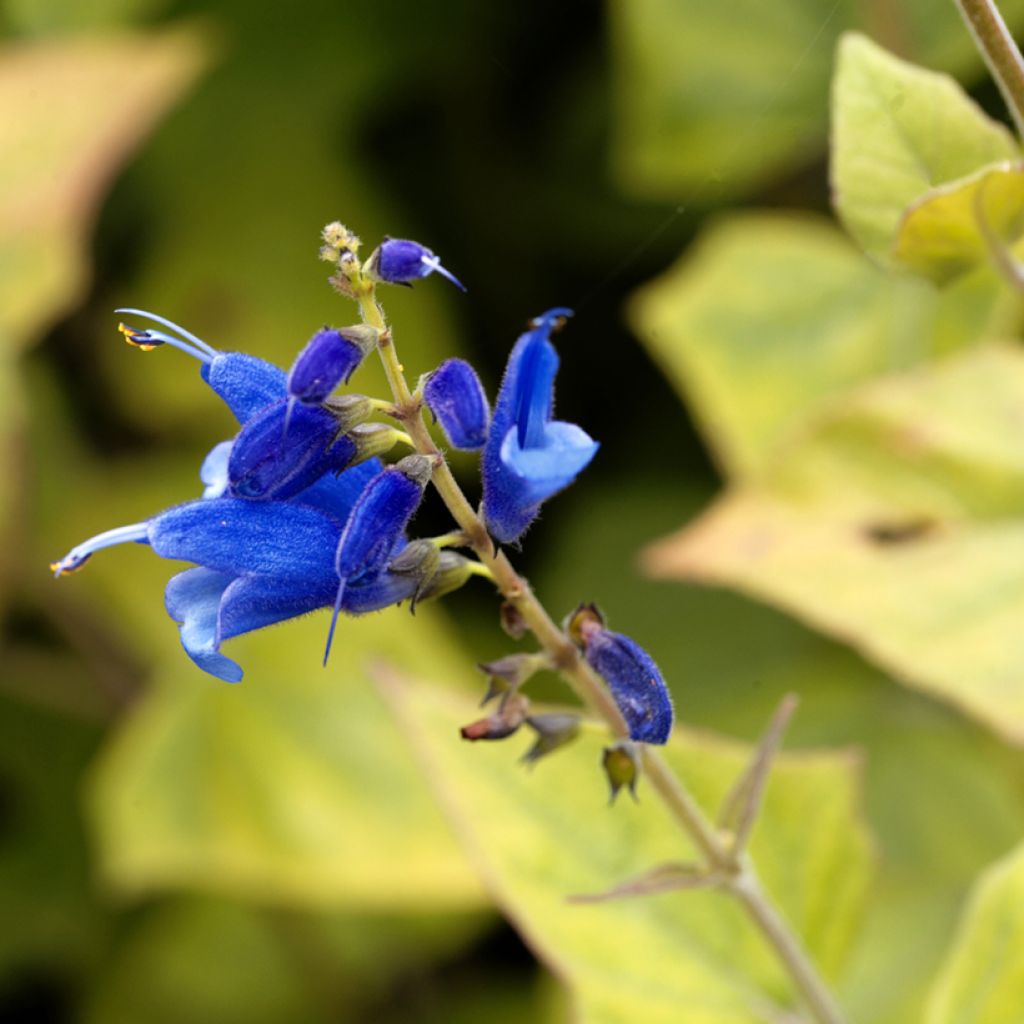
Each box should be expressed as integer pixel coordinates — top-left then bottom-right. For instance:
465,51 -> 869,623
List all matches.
227,399 -> 357,500
324,454 -> 432,662
424,358 -> 490,450
117,308 -> 286,424
570,605 -> 673,745
369,238 -> 466,291
287,326 -> 375,405
481,308 -> 599,544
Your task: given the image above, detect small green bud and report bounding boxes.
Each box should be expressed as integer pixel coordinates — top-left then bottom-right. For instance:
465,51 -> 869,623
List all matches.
602,741 -> 641,804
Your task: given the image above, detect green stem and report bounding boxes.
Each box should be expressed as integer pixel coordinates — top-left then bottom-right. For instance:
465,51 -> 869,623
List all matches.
355,281 -> 845,1024
955,0 -> 1024,137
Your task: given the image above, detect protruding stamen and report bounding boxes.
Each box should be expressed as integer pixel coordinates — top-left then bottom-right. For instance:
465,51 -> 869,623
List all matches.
117,322 -> 212,364
114,308 -> 219,358
50,522 -> 150,577
119,323 -> 164,351
421,255 -> 467,292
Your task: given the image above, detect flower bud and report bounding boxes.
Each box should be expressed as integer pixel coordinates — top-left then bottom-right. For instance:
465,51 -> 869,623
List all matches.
522,713 -> 580,765
387,539 -> 441,610
424,359 -> 490,450
478,653 -> 548,705
322,393 -> 374,432
348,422 -> 407,464
602,741 -> 641,804
366,237 -> 466,291
499,600 -> 528,639
228,399 -> 355,500
570,603 -> 674,745
287,326 -> 376,405
461,693 -> 530,741
416,551 -> 478,603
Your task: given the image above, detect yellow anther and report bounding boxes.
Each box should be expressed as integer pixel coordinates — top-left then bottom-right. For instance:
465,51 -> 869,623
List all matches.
118,322 -> 157,351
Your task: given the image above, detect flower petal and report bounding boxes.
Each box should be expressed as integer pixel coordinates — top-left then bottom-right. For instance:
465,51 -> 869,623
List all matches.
149,498 -> 341,584
202,352 -> 287,423
200,441 -> 233,499
499,421 -> 598,505
164,568 -> 243,683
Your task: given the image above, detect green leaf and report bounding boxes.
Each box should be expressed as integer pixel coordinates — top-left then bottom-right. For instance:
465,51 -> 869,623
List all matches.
0,27 -> 208,351
925,841 -> 1024,1023
644,343 -> 1024,744
893,161 -> 1024,284
88,608 -> 487,910
611,1 -> 1024,200
832,33 -> 1019,263
383,675 -> 873,1023
629,213 -> 1014,479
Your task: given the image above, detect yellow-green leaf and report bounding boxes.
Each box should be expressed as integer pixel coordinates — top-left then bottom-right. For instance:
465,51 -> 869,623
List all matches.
893,161 -> 1024,284
88,608 -> 486,910
629,213 -> 1013,480
925,841 -> 1024,1023
832,33 -> 1019,263
0,28 -> 207,351
384,676 -> 873,1023
644,343 -> 1024,743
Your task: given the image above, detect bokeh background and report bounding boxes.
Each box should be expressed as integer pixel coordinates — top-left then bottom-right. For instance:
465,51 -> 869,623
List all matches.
4,1 -> 1024,1022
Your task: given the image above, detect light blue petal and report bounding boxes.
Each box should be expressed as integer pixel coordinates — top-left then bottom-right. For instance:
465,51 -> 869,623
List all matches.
200,441 -> 233,499
164,568 -> 243,683
218,573 -> 335,643
499,421 -> 599,504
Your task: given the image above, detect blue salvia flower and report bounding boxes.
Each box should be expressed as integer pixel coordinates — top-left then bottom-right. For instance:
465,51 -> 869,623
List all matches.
52,309 -> 430,682
481,308 -> 598,544
324,455 -> 432,663
424,358 -> 490,450
368,237 -> 466,291
570,605 -> 673,745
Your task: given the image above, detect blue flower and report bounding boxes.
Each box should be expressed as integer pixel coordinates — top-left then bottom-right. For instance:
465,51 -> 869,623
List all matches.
423,358 -> 490,450
481,308 -> 598,544
51,309 -> 429,682
368,238 -> 466,291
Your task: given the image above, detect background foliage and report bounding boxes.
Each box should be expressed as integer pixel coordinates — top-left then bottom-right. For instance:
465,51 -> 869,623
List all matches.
4,1 -> 1024,1021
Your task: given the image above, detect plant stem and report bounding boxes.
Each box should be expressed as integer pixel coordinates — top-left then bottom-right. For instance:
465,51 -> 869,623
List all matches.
356,284 -> 846,1024
955,0 -> 1024,137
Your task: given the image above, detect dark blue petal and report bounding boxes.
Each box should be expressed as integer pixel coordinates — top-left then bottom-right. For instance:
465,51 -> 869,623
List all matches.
228,399 -> 356,500
584,629 -> 673,744
202,352 -> 287,423
150,498 -> 341,584
334,459 -> 428,584
165,568 -> 244,683
342,570 -> 419,612
217,573 -> 336,642
293,457 -> 383,522
424,358 -> 491,450
374,238 -> 465,291
287,327 -> 365,405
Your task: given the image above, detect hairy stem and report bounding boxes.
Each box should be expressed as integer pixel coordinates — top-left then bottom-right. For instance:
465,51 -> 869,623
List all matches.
356,283 -> 846,1024
955,0 -> 1024,137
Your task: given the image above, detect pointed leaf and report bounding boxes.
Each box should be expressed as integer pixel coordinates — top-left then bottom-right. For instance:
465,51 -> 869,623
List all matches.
832,33 -> 1019,263
629,214 -> 1012,479
925,841 -> 1024,1023
893,161 -> 1024,283
645,344 -> 1024,743
384,674 -> 873,1023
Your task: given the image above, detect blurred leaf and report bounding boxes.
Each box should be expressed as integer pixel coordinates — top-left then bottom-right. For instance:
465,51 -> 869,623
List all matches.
0,27 -> 208,351
533,477 -> 1024,1024
611,0 -> 1024,200
893,161 -> 1024,284
832,33 -> 1019,263
924,841 -> 1024,1023
0,695 -> 108,982
629,213 -> 1016,479
88,606 -> 488,910
383,675 -> 873,1023
644,343 -> 1024,743
3,0 -> 169,35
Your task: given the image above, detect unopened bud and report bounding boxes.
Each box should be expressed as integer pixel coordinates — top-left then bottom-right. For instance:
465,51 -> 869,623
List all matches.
602,741 -> 641,804
323,394 -> 373,432
566,602 -> 604,648
522,713 -> 580,765
461,693 -> 530,741
478,653 -> 548,705
388,540 -> 441,611
349,422 -> 404,463
424,358 -> 490,450
499,600 -> 528,639
417,551 -> 476,603
321,221 -> 361,255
